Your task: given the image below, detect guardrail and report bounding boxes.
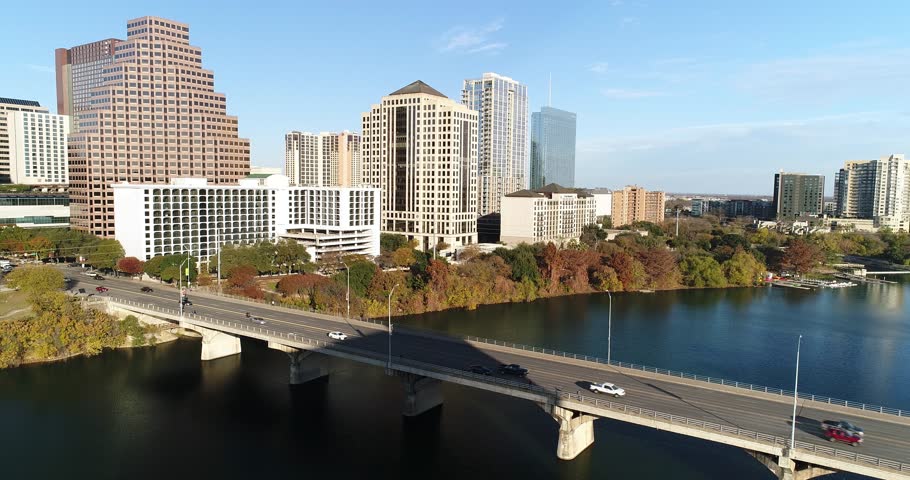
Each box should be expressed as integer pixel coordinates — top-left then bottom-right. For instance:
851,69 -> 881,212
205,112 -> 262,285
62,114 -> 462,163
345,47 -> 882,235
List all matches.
106,297 -> 910,475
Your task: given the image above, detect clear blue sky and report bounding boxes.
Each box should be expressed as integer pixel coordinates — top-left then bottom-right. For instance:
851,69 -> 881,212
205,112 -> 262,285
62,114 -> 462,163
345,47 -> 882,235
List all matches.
3,0 -> 909,195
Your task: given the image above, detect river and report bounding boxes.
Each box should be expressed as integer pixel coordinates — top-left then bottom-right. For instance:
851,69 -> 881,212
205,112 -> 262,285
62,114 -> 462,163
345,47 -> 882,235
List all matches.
1,277 -> 908,479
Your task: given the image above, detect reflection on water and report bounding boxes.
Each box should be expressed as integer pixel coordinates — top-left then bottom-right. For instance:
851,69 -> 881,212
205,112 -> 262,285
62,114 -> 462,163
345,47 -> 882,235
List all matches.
1,278 -> 907,480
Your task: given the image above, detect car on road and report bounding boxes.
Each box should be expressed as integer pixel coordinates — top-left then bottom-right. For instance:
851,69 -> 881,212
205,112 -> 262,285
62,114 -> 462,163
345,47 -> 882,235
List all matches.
589,382 -> 625,397
327,331 -> 348,340
251,317 -> 266,325
63,277 -> 72,283
821,420 -> 863,437
498,364 -> 528,376
93,274 -> 105,280
467,365 -> 492,375
181,297 -> 192,306
140,286 -> 153,292
95,286 -> 109,293
825,427 -> 863,446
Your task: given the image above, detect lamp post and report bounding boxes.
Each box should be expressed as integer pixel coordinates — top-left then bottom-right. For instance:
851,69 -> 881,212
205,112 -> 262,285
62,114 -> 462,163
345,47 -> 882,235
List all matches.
178,255 -> 190,317
790,334 -> 802,449
606,290 -> 613,365
340,259 -> 350,320
387,283 -> 399,370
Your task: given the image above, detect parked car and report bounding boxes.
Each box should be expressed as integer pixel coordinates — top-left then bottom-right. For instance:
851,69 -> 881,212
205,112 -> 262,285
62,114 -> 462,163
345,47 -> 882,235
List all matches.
140,286 -> 153,292
589,382 -> 626,397
821,420 -> 863,437
95,286 -> 109,293
327,331 -> 348,340
63,277 -> 72,283
467,365 -> 492,375
251,317 -> 266,325
498,364 -> 528,376
825,427 -> 863,446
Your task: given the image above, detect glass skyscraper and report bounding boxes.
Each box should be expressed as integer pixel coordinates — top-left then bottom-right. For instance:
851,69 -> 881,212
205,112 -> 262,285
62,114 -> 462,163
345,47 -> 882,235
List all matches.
530,106 -> 576,189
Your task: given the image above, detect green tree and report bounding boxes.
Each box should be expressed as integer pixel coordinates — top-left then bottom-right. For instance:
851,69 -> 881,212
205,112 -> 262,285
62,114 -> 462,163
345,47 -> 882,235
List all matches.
722,251 -> 765,286
679,254 -> 727,288
380,233 -> 408,254
85,238 -> 125,270
493,244 -> 540,285
580,224 -> 607,248
5,265 -> 65,297
274,239 -> 311,274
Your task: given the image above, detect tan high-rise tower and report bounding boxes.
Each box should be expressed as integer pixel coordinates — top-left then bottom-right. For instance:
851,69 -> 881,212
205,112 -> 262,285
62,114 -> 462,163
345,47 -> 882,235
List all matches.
56,16 -> 250,237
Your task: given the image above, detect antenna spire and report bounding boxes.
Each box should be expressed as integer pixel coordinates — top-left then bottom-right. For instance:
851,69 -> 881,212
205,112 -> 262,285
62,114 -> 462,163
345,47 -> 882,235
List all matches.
548,73 -> 552,106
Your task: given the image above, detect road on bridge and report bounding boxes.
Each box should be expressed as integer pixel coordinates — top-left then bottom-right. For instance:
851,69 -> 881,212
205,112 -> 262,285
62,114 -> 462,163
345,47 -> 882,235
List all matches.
64,267 -> 910,469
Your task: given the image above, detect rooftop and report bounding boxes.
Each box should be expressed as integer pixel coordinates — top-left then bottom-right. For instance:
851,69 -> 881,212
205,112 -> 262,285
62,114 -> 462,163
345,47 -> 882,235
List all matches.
505,183 -> 593,199
389,80 -> 447,98
0,97 -> 41,107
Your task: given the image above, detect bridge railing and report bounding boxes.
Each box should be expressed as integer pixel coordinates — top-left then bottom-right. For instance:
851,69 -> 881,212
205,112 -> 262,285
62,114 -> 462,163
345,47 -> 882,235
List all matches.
108,297 -> 910,475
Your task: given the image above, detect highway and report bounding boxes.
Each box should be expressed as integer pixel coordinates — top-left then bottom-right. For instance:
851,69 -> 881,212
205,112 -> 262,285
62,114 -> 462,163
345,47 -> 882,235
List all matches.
65,267 -> 910,474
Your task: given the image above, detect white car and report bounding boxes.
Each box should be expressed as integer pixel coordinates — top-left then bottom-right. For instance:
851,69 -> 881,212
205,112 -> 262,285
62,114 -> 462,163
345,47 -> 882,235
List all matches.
589,382 -> 625,397
251,317 -> 266,325
327,331 -> 348,340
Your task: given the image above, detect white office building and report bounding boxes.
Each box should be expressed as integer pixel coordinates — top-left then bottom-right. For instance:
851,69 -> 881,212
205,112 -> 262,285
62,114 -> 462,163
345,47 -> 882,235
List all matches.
834,154 -> 910,231
500,184 -> 597,246
285,131 -> 362,187
590,188 -> 612,219
361,80 -> 479,251
113,176 -> 380,262
462,72 -> 529,215
0,98 -> 69,185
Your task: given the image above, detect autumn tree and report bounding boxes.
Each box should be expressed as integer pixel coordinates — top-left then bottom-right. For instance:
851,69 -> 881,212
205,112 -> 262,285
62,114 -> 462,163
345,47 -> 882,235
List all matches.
117,256 -> 144,275
606,251 -> 647,291
780,238 -> 825,275
5,265 -> 65,297
722,251 -> 765,286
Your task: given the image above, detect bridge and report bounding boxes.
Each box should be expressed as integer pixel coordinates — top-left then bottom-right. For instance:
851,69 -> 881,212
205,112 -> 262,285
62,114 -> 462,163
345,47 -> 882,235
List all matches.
68,270 -> 910,480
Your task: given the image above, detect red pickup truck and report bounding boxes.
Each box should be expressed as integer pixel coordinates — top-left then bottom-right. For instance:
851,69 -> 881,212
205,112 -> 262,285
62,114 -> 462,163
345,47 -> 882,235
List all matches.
825,428 -> 863,446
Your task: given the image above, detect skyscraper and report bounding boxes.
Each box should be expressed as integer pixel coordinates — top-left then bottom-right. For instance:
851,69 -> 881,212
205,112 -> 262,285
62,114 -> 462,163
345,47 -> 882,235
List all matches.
361,80 -> 478,251
835,154 -> 910,231
0,98 -> 69,185
462,72 -> 528,215
284,131 -> 362,187
57,17 -> 250,237
530,106 -> 576,189
772,173 -> 824,220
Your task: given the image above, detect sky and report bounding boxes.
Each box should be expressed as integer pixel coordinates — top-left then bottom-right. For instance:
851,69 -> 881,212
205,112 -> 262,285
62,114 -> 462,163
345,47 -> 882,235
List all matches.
3,0 -> 910,195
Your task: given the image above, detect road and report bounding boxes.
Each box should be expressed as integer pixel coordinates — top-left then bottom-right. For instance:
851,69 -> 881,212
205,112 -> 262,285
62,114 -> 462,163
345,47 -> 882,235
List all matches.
65,267 -> 910,471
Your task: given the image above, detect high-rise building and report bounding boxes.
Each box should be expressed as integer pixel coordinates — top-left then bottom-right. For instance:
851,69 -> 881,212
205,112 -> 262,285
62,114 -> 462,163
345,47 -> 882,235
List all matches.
611,185 -> 665,227
361,80 -> 478,251
284,131 -> 362,187
57,16 -> 250,237
530,106 -> 576,189
834,154 -> 910,231
462,72 -> 528,215
772,173 -> 824,220
0,98 -> 69,185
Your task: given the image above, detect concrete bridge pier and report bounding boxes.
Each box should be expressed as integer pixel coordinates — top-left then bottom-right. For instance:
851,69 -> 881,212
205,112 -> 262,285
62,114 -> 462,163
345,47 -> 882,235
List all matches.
546,404 -> 597,460
268,343 -> 327,385
746,450 -> 835,480
181,322 -> 241,361
399,373 -> 443,417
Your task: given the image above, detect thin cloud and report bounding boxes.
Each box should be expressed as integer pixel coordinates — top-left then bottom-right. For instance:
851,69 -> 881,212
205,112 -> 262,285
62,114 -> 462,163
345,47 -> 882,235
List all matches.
25,64 -> 55,74
601,88 -> 666,99
588,62 -> 609,74
438,19 -> 506,54
621,17 -> 638,26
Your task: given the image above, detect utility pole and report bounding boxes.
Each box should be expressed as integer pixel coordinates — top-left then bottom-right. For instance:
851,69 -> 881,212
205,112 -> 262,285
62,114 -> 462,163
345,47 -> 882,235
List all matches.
790,335 -> 802,449
216,223 -> 221,287
676,208 -> 680,237
387,283 -> 399,371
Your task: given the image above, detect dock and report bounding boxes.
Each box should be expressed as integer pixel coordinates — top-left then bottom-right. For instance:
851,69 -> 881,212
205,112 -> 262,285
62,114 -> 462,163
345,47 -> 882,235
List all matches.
834,272 -> 897,285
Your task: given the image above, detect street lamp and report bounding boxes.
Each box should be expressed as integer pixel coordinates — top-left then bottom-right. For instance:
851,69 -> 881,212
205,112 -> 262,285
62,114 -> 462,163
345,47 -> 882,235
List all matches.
340,259 -> 350,320
388,283 -> 399,370
790,334 -> 802,449
606,290 -> 613,365
178,254 -> 190,317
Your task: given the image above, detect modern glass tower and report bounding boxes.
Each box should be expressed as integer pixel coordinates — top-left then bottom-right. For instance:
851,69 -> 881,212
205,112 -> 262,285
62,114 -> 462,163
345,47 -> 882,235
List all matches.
530,106 -> 576,189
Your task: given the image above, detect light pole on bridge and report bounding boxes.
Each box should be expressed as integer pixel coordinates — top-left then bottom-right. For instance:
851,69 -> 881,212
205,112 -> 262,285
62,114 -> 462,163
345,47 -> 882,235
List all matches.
606,290 -> 613,365
387,283 -> 399,371
790,334 -> 802,449
340,259 -> 350,320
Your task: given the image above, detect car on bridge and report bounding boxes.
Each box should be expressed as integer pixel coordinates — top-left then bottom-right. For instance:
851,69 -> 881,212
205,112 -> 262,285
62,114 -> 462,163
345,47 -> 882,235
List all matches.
825,427 -> 863,446
140,286 -> 153,292
589,382 -> 625,397
95,286 -> 109,293
498,364 -> 528,376
251,317 -> 266,325
181,297 -> 192,306
327,331 -> 347,340
467,365 -> 491,375
821,420 -> 863,437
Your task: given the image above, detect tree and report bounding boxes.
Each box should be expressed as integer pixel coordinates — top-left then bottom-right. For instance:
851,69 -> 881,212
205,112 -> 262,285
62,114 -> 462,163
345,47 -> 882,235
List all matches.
274,239 -> 311,274
493,244 -> 540,285
780,238 -> 825,275
723,251 -> 766,286
5,265 -> 65,297
606,251 -> 648,291
679,254 -> 727,288
636,248 -> 681,289
380,233 -> 408,254
227,265 -> 258,290
85,238 -> 125,270
117,256 -> 144,275
580,224 -> 607,248
391,247 -> 416,267
27,236 -> 53,259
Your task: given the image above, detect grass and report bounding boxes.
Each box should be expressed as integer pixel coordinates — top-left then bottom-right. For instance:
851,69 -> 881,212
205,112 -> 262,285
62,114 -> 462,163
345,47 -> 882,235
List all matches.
0,289 -> 32,321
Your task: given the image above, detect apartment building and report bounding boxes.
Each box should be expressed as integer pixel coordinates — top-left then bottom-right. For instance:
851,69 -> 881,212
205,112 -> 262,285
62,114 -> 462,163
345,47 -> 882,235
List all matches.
462,72 -> 529,215
361,80 -> 478,251
500,184 -> 596,245
611,185 -> 665,227
772,173 -> 824,220
57,16 -> 250,237
284,131 -> 362,187
0,98 -> 69,185
834,154 -> 910,231
112,175 -> 380,262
